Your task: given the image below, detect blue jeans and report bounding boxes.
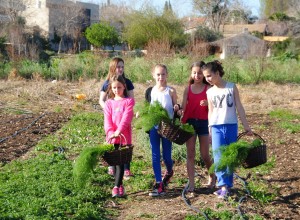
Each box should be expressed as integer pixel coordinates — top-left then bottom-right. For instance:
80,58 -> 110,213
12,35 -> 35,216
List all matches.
211,124 -> 238,188
149,127 -> 173,182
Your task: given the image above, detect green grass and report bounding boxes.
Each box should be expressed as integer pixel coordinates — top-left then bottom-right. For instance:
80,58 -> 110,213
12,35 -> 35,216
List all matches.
0,111 -> 156,219
0,153 -> 112,219
0,112 -> 114,219
2,55 -> 300,84
269,109 -> 300,133
0,109 -> 281,219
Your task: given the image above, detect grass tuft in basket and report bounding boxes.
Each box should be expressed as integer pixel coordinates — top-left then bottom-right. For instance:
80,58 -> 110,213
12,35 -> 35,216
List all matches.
135,101 -> 171,132
209,138 -> 263,174
135,101 -> 194,134
73,143 -> 114,187
173,118 -> 195,134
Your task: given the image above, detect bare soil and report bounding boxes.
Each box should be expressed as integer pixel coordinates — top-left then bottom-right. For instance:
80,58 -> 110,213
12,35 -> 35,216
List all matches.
0,80 -> 299,219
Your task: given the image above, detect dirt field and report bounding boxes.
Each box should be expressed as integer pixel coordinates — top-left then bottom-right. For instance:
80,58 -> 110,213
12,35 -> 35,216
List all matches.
0,79 -> 299,219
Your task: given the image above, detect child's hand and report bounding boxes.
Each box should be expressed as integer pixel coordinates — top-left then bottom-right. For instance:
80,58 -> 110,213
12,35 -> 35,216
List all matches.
109,131 -> 121,140
177,109 -> 184,116
200,100 -> 208,106
245,127 -> 253,135
173,104 -> 181,112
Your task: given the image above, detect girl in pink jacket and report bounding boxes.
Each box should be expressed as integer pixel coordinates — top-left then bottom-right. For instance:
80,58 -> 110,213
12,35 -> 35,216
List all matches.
104,75 -> 135,198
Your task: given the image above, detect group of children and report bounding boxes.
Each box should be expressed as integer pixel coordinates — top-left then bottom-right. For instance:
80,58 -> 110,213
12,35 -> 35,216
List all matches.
100,57 -> 252,199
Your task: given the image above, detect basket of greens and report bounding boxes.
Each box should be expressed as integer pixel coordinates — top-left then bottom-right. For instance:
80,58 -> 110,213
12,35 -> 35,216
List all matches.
158,118 -> 194,145
238,132 -> 267,168
102,134 -> 134,166
210,132 -> 267,174
135,101 -> 194,145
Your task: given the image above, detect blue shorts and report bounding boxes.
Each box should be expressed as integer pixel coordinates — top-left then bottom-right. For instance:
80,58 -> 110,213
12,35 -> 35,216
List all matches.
186,118 -> 209,136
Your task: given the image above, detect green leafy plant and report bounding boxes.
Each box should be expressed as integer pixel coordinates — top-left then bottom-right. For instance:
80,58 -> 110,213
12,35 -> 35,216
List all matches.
209,139 -> 263,173
135,101 -> 171,131
73,144 -> 114,187
173,118 -> 195,133
135,101 -> 194,134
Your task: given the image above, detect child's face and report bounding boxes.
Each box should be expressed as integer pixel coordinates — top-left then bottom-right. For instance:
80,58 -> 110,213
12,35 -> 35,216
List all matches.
191,66 -> 204,83
115,61 -> 124,75
203,69 -> 217,85
152,66 -> 167,84
111,81 -> 125,97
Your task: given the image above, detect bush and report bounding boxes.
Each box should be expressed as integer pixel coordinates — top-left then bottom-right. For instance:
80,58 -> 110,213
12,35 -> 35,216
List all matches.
194,26 -> 223,42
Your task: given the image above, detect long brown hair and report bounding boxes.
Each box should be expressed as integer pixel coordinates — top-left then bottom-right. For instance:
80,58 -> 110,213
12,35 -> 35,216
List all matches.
106,57 -> 126,80
188,61 -> 209,85
107,75 -> 128,98
201,60 -> 225,77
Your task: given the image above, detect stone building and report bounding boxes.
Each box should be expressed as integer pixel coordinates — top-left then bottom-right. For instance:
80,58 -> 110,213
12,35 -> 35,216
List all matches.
21,0 -> 99,51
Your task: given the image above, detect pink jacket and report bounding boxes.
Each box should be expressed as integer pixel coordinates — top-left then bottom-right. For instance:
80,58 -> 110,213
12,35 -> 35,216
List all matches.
104,98 -> 135,145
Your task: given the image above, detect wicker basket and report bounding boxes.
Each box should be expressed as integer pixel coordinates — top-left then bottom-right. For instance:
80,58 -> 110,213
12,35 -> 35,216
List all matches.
157,120 -> 194,145
238,132 -> 267,169
102,134 -> 133,166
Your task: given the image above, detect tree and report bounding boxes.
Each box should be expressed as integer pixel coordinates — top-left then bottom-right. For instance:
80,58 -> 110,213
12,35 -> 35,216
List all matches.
85,22 -> 120,50
122,10 -> 188,49
194,26 -> 222,42
48,1 -> 89,54
269,12 -> 290,21
193,0 -> 252,31
193,0 -> 230,32
260,0 -> 296,18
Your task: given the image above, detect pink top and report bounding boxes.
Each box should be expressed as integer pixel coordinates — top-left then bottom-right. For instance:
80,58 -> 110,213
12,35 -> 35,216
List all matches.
182,85 -> 209,123
104,98 -> 135,145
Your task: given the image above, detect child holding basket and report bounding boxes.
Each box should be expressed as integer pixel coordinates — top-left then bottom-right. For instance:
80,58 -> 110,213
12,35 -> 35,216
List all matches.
104,75 -> 135,197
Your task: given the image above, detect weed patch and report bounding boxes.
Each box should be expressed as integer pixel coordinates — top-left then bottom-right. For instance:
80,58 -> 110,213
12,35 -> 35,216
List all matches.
269,109 -> 300,133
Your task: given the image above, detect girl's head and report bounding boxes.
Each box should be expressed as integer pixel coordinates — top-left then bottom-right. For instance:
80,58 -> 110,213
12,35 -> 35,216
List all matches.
189,61 -> 208,85
201,60 -> 225,85
106,57 -> 125,80
152,64 -> 168,86
107,75 -> 128,98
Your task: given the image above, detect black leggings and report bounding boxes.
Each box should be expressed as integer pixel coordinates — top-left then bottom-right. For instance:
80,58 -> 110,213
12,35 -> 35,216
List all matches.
113,144 -> 125,187
114,164 -> 124,187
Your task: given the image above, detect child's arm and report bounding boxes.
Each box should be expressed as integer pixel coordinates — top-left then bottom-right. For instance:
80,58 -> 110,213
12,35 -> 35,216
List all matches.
103,101 -> 115,139
178,86 -> 188,116
207,96 -> 214,135
99,91 -> 107,109
170,86 -> 178,106
115,98 -> 135,137
234,85 -> 252,133
128,90 -> 134,99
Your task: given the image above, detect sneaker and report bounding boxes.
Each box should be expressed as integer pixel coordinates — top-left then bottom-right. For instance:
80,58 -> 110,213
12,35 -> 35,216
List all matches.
119,185 -> 125,197
112,186 -> 119,198
214,188 -> 229,199
108,166 -> 114,176
124,169 -> 133,180
162,170 -> 174,186
149,182 -> 166,197
185,189 -> 195,198
213,188 -> 222,196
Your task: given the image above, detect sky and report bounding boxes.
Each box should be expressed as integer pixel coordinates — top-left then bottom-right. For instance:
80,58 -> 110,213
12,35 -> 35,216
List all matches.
84,0 -> 261,18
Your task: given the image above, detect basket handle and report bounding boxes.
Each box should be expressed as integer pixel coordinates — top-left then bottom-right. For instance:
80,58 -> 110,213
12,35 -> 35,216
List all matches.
107,133 -> 128,146
237,132 -> 265,143
172,107 -> 183,124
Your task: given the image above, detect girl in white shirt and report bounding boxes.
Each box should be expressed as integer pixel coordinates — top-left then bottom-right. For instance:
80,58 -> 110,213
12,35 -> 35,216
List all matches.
202,60 -> 252,199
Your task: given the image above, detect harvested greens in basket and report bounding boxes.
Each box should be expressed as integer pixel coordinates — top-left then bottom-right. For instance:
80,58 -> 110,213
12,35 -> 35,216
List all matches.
135,101 -> 171,131
209,138 -> 264,174
135,101 -> 194,134
73,143 -> 114,187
